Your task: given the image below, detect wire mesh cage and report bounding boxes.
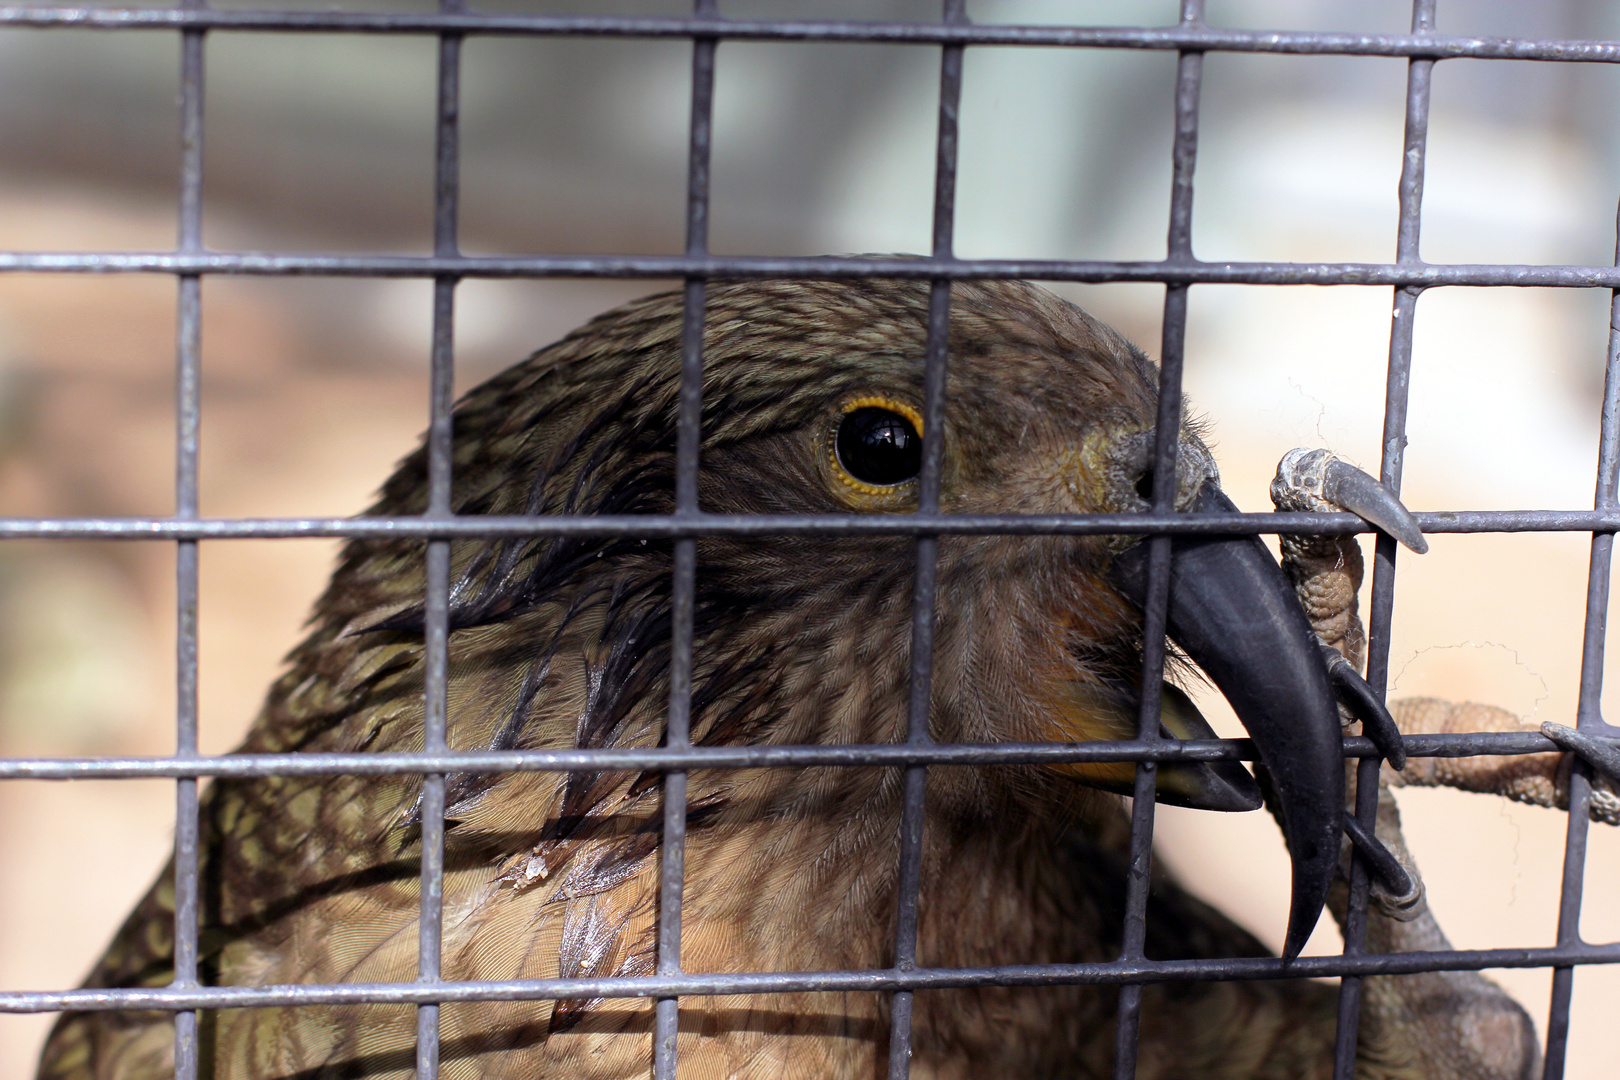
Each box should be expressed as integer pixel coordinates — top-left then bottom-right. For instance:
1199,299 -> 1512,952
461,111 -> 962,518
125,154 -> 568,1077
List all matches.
0,0 -> 1618,1078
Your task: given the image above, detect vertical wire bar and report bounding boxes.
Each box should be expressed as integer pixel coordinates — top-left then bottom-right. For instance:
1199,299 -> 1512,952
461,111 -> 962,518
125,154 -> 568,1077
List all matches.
654,3 -> 715,1075
171,5 -> 206,1077
416,3 -> 462,1075
1113,4 -> 1202,1075
887,4 -> 964,1078
1332,2 -> 1434,1077
1542,194 -> 1620,1079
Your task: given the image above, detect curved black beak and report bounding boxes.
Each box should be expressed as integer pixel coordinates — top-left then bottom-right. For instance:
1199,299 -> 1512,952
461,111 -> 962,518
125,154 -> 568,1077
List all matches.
1109,482 -> 1344,961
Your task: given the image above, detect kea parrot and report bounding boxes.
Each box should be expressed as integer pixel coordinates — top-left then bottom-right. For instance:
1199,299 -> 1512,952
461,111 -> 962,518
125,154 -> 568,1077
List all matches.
39,277 -> 1619,1079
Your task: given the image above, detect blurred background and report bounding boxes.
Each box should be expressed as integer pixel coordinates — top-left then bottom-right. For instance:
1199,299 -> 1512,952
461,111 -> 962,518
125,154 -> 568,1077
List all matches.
1,0 -> 1618,1073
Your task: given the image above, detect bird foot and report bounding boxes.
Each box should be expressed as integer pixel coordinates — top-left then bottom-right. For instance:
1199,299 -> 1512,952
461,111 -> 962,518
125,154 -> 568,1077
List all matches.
1271,449 -> 1413,768
1269,449 -> 1427,892
1540,721 -> 1620,785
1322,643 -> 1406,770
1341,808 -> 1420,911
1329,772 -> 1542,1080
1271,447 -> 1427,553
1387,700 -> 1620,826
1271,448 -> 1620,828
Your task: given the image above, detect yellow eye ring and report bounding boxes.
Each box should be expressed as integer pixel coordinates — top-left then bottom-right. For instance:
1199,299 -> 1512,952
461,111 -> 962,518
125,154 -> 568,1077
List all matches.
829,396 -> 926,496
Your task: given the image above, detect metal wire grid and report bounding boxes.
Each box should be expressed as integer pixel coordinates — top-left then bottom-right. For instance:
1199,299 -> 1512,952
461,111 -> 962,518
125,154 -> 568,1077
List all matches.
0,1 -> 1618,1079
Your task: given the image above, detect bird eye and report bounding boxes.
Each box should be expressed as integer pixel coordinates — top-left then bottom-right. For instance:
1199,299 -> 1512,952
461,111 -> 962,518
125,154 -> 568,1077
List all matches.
834,399 -> 924,488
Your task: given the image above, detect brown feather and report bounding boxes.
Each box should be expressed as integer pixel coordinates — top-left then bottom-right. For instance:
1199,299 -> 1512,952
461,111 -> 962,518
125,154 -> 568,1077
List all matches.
42,277 -> 1360,1080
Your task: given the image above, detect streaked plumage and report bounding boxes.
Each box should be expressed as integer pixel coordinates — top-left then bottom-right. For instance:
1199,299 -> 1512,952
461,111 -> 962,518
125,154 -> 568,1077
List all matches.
41,277 -> 1536,1079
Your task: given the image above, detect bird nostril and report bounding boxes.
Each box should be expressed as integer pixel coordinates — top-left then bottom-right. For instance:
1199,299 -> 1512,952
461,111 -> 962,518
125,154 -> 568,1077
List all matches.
1135,470 -> 1155,502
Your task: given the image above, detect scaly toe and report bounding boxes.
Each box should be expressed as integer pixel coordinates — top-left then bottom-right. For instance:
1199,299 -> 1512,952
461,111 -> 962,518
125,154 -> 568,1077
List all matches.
1322,644 -> 1406,770
1541,721 -> 1620,783
1272,447 -> 1428,554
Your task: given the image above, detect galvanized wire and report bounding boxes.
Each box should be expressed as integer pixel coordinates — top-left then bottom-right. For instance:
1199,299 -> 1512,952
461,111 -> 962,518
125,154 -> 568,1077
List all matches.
2,7 -> 1620,64
651,2 -> 717,1074
9,251 -> 1620,287
0,729 -> 1594,781
169,5 -> 205,1077
0,508 -> 1602,541
1542,134 -> 1620,1080
2,939 -> 1617,1013
1332,3 -> 1437,1073
1113,2 -> 1206,1073
412,0 -> 465,1074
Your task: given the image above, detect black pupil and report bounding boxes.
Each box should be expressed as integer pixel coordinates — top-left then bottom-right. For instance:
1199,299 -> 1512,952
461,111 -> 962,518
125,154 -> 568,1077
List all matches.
836,407 -> 922,486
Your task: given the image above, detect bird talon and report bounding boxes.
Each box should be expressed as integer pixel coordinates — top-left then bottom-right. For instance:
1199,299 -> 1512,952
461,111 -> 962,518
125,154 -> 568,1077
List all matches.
1321,644 -> 1406,770
1342,811 -> 1417,902
1540,721 -> 1620,783
1272,447 -> 1428,554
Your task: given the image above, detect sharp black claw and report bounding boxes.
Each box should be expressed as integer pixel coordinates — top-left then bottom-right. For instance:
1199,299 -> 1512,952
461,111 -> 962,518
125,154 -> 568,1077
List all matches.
1540,722 -> 1620,782
1342,812 -> 1415,899
1320,645 -> 1406,771
1321,458 -> 1429,554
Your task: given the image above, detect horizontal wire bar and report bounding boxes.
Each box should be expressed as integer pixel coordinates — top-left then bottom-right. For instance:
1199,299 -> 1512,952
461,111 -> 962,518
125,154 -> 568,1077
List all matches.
0,8 -> 1618,63
0,508 -> 1608,541
0,731 -> 1598,780
6,252 -> 1620,288
4,941 -> 1618,1015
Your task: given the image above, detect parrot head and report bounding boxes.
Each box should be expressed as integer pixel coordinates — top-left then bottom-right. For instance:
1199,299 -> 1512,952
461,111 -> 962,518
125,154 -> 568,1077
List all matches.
351,275 -> 1341,960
